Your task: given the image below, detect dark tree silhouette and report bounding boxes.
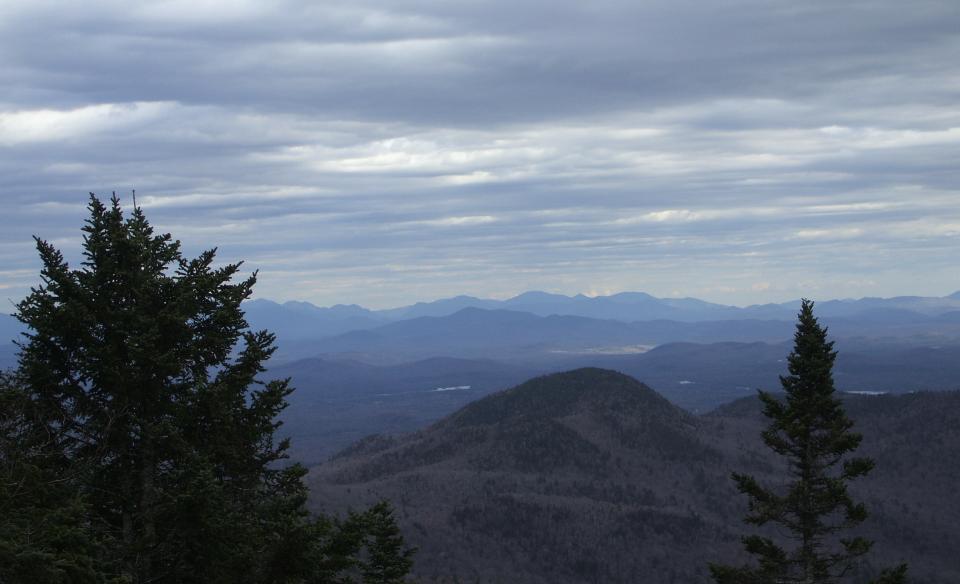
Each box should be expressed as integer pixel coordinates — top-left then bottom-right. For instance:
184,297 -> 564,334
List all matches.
710,299 -> 907,584
7,193 -> 414,583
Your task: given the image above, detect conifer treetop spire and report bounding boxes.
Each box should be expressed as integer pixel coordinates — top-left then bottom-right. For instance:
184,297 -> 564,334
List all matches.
710,299 -> 907,584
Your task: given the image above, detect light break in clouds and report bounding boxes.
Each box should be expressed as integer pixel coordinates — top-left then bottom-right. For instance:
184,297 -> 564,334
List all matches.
0,0 -> 958,308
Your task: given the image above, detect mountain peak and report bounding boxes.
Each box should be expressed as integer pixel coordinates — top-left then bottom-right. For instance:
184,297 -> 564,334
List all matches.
447,368 -> 681,428
283,299 -> 319,308
507,290 -> 570,302
320,368 -> 706,489
608,291 -> 657,300
604,291 -> 661,305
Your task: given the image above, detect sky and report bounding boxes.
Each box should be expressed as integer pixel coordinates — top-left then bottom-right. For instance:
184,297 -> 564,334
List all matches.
0,0 -> 958,309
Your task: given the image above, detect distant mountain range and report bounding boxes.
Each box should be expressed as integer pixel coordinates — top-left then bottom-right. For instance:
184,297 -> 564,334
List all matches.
377,290 -> 960,321
241,299 -> 389,340
237,291 -> 960,360
248,290 -> 960,328
309,368 -> 960,583
283,306 -> 960,363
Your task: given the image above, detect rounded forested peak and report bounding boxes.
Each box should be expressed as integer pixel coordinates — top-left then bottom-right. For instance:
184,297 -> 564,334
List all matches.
446,367 -> 680,428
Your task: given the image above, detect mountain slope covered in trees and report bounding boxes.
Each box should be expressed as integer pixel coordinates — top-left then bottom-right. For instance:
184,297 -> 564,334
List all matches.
308,368 -> 959,584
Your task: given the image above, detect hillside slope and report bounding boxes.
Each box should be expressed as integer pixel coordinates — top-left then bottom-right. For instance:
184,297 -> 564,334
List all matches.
309,369 -> 960,584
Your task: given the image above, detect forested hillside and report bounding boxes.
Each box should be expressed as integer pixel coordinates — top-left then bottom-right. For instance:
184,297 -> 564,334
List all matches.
309,369 -> 959,583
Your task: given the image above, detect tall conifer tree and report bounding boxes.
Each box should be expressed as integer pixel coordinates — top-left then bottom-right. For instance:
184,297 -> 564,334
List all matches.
11,194 -> 414,583
710,300 -> 907,584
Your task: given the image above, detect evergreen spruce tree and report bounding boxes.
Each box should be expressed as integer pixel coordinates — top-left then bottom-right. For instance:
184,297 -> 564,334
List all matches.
10,193 -> 415,583
710,299 -> 907,584
360,502 -> 416,584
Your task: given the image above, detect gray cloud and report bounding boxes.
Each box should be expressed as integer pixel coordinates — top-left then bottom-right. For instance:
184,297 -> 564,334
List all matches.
0,0 -> 958,308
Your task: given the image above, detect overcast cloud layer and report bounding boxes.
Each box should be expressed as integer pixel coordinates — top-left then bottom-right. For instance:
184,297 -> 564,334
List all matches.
1,0 -> 958,309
